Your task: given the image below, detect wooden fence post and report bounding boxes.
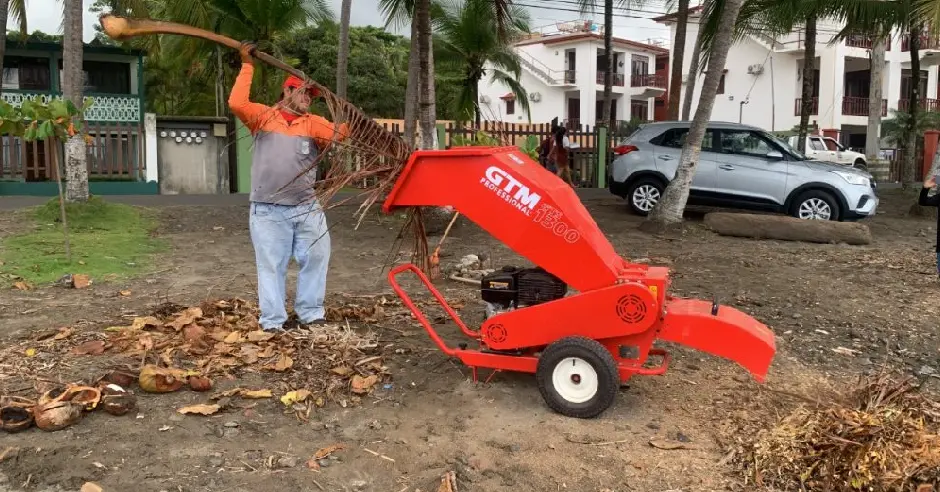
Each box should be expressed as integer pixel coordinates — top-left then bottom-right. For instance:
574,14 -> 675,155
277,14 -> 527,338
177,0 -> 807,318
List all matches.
436,123 -> 446,150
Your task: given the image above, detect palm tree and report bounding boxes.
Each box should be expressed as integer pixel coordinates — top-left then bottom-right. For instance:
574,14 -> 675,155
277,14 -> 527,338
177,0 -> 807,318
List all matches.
433,0 -> 531,126
62,0 -> 88,202
681,29 -> 703,120
667,0 -> 690,120
336,0 -> 352,99
0,0 -> 30,96
865,36 -> 886,163
643,0 -> 746,229
577,0 -> 644,127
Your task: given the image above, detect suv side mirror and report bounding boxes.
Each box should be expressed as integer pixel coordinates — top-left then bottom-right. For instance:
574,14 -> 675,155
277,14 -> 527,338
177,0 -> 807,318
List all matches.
766,150 -> 784,160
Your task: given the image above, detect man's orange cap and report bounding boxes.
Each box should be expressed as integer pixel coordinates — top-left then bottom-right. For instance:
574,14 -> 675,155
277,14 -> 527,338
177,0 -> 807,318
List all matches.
283,75 -> 321,97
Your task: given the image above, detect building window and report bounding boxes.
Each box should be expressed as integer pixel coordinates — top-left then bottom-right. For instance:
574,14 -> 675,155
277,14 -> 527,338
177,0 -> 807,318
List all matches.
630,100 -> 648,121
506,99 -> 515,115
631,54 -> 650,77
717,73 -> 726,94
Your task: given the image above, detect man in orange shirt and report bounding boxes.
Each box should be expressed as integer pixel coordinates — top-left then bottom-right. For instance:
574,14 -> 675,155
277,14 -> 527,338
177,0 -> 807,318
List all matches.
230,42 -> 349,330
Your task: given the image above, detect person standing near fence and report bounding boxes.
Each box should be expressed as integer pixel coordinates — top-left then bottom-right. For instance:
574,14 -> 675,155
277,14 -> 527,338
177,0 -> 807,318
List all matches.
549,126 -> 573,185
920,175 -> 940,279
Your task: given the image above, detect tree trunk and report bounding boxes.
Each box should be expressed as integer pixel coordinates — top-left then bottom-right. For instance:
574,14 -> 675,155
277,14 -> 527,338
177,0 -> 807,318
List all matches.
666,0 -> 689,120
643,0 -> 745,229
796,13 -> 817,154
416,0 -> 435,150
0,0 -> 8,73
601,0 -> 614,126
865,36 -> 886,162
704,212 -> 872,245
681,28 -> 703,121
902,25 -> 922,187
403,22 -> 420,148
63,0 -> 88,202
336,0 -> 352,99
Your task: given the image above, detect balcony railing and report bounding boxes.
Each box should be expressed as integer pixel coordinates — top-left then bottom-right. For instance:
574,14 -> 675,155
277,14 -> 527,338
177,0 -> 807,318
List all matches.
794,97 -> 819,116
596,71 -> 625,87
846,35 -> 873,49
564,70 -> 577,84
631,73 -> 667,88
898,98 -> 940,112
842,96 -> 887,116
0,90 -> 142,123
901,34 -> 940,51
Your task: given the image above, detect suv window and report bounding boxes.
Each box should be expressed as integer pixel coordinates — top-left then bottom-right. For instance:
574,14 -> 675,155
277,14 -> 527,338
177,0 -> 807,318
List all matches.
653,128 -> 714,150
719,130 -> 777,157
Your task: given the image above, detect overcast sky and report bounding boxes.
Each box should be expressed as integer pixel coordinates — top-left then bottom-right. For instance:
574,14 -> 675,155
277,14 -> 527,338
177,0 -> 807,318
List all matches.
13,0 -> 672,45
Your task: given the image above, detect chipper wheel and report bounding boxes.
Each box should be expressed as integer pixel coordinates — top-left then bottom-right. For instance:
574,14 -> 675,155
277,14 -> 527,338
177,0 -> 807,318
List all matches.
536,336 -> 619,419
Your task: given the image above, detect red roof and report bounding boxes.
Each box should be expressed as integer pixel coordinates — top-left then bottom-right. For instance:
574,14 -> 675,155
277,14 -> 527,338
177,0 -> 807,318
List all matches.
652,5 -> 705,23
515,32 -> 668,54
499,92 -> 515,100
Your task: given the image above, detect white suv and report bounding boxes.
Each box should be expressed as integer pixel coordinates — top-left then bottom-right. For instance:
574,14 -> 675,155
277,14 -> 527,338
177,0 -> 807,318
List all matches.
786,135 -> 867,170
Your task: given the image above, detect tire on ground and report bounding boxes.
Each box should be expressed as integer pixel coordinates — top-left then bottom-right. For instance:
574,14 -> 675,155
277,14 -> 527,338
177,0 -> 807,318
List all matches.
626,177 -> 664,216
536,336 -> 619,419
790,189 -> 841,221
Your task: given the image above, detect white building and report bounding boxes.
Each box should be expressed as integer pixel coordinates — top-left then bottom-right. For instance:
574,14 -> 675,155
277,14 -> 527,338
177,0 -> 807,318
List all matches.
477,25 -> 669,127
655,7 -> 940,150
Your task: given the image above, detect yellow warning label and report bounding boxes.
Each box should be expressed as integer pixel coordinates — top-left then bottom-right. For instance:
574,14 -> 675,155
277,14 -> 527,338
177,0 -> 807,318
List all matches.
648,285 -> 658,297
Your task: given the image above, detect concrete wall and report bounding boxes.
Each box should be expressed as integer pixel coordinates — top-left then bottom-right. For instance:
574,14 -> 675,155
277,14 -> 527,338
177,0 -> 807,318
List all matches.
156,117 -> 231,195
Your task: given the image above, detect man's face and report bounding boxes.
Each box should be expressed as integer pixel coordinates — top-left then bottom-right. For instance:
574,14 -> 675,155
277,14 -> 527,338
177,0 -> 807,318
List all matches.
282,86 -> 312,113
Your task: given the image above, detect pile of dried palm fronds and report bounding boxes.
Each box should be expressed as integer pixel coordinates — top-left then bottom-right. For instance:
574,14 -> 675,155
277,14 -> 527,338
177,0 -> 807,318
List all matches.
738,373 -> 940,491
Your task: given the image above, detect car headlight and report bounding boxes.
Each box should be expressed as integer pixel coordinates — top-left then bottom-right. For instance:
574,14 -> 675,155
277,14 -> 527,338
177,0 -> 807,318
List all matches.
832,170 -> 869,186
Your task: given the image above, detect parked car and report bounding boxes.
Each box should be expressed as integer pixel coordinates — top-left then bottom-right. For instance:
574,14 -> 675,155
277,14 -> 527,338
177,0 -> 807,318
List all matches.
785,134 -> 867,170
608,121 -> 878,221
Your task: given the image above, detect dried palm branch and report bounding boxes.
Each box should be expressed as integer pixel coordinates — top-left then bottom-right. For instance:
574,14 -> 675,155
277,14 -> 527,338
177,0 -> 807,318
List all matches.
99,14 -> 428,270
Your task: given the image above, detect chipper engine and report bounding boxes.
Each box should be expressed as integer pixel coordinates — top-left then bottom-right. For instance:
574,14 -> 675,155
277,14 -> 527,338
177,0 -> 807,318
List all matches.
383,146 -> 776,418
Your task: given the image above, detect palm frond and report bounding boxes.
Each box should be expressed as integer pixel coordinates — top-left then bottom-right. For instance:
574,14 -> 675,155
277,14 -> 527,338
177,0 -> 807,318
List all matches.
491,68 -> 530,122
9,0 -> 28,34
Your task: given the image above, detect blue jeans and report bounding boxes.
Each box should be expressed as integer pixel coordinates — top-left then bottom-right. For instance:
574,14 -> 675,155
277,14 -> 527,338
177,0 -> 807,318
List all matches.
248,201 -> 330,329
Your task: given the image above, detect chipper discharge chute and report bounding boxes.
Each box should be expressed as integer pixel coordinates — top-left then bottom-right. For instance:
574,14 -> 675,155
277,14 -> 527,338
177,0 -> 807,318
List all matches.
383,146 -> 776,418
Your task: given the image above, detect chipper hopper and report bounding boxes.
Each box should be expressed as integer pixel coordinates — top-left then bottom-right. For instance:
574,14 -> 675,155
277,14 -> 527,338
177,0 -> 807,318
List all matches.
383,146 -> 776,418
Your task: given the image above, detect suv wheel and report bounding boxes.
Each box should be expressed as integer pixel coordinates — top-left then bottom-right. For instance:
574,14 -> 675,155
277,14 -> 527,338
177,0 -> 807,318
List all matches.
853,158 -> 867,171
791,190 -> 840,221
626,178 -> 663,216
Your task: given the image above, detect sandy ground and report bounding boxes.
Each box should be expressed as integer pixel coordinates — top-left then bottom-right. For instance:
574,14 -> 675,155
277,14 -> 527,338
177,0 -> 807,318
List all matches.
0,190 -> 938,492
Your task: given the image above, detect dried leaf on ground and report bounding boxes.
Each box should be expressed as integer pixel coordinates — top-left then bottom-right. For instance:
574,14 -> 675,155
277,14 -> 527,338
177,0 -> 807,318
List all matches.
177,403 -> 220,415
53,327 -> 73,340
247,330 -> 275,342
12,281 -> 31,291
167,307 -> 203,331
119,290 -> 131,297
80,482 -> 104,492
313,444 -> 344,460
70,340 -> 106,356
350,375 -> 379,394
280,390 -> 311,406
269,354 -> 293,372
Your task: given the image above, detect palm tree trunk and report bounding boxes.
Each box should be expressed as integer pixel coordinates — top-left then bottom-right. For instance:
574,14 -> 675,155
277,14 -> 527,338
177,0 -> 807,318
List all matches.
336,0 -> 352,99
404,22 -> 420,148
416,0 -> 436,150
601,0 -> 613,126
681,28 -> 703,121
902,25 -> 922,187
643,0 -> 745,229
0,0 -> 8,72
796,12 -> 817,154
865,36 -> 886,163
63,0 -> 88,202
666,0 -> 689,120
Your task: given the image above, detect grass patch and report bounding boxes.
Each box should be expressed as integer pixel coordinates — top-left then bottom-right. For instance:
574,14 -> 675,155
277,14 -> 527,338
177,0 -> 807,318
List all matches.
0,196 -> 166,286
